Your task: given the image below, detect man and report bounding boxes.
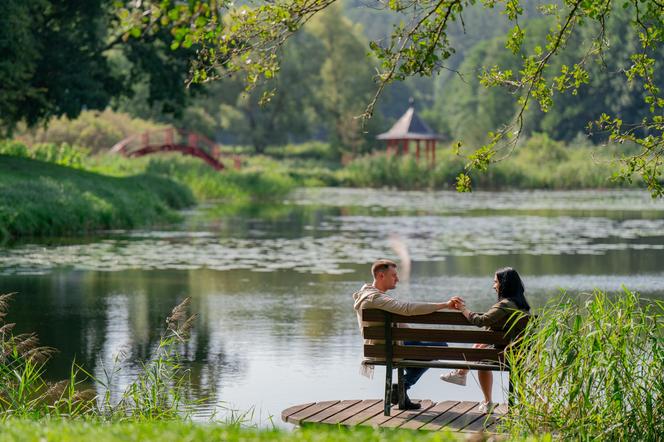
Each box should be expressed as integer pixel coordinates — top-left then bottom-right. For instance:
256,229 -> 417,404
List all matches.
353,259 -> 455,410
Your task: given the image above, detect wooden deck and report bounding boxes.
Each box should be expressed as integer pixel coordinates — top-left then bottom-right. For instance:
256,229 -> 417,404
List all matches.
281,399 -> 507,432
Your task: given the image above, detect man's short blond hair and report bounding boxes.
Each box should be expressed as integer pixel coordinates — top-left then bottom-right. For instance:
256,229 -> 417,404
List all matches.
371,259 -> 397,277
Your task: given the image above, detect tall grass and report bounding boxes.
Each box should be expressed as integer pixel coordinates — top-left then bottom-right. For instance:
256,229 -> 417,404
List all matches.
503,289 -> 663,440
0,293 -> 199,421
339,134 -> 631,190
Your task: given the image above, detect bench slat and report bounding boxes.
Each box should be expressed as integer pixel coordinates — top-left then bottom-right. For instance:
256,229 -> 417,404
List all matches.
363,326 -> 510,345
364,344 -> 502,362
362,309 -> 472,325
366,360 -> 507,371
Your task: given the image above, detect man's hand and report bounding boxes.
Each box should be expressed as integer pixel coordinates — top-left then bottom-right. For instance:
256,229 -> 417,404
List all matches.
448,296 -> 466,311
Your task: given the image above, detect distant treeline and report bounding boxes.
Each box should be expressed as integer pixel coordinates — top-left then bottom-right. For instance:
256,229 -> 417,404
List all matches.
3,1 -> 662,156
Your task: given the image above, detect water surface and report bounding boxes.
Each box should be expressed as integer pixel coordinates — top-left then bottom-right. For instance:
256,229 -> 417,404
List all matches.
1,188 -> 663,426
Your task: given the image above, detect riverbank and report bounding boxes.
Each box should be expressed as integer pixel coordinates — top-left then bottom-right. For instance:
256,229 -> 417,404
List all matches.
0,155 -> 194,242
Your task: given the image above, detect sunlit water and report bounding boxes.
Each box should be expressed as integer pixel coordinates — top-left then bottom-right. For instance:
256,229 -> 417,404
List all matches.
1,188 -> 663,426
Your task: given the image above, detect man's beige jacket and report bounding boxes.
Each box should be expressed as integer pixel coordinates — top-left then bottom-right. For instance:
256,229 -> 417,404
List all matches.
352,283 -> 442,376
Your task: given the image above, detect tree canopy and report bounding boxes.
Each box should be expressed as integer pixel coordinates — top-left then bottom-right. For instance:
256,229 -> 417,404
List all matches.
115,0 -> 663,196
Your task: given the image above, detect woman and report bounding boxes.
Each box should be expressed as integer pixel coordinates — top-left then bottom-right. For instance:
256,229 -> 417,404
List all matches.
441,267 -> 531,413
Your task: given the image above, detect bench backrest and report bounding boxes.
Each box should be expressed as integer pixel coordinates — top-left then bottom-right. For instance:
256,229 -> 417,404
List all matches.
361,309 -> 529,364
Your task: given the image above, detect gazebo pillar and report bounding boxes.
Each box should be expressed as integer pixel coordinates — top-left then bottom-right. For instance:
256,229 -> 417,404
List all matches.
402,139 -> 408,155
431,140 -> 436,166
416,140 -> 421,161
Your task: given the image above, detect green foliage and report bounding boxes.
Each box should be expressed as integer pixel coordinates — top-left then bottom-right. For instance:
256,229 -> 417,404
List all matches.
119,0 -> 664,197
17,110 -> 171,153
0,152 -> 194,242
143,156 -> 296,202
503,289 -> 664,440
339,138 -> 618,190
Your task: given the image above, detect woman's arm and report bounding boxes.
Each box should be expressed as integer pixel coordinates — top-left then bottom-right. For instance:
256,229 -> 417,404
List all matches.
461,303 -> 508,328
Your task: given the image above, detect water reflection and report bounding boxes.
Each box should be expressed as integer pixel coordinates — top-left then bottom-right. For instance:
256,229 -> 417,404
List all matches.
1,189 -> 663,426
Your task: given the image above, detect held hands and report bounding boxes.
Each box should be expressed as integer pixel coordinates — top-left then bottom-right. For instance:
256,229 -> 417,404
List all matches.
448,296 -> 466,311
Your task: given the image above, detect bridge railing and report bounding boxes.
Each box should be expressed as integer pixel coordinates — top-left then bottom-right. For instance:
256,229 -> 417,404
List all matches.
110,128 -> 242,171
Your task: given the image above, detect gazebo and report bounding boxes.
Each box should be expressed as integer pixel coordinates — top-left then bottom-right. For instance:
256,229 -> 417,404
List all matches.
376,99 -> 440,166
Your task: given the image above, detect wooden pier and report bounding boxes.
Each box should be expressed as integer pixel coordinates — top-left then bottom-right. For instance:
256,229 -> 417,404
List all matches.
281,399 -> 507,433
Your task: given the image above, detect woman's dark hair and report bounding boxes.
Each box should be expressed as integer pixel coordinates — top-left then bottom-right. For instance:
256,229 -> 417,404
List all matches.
495,267 -> 530,311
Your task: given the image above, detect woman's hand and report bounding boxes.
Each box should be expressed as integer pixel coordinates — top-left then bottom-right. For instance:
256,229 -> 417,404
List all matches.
448,296 -> 466,310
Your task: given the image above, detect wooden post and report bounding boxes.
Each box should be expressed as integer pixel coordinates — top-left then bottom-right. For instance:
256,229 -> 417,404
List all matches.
165,128 -> 173,146
416,140 -> 421,161
402,139 -> 408,155
384,311 -> 393,416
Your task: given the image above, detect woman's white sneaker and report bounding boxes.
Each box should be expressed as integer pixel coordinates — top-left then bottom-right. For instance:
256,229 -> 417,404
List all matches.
478,401 -> 496,414
439,370 -> 467,386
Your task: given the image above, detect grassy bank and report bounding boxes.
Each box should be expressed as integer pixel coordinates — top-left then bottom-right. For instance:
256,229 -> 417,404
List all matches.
0,155 -> 194,242
0,420 -> 490,442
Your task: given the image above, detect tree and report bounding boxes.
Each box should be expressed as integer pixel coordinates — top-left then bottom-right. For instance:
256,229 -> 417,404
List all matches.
0,0 -> 203,136
117,0 -> 664,196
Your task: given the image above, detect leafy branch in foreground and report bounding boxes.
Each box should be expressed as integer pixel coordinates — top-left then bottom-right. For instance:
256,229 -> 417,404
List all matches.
116,0 -> 663,196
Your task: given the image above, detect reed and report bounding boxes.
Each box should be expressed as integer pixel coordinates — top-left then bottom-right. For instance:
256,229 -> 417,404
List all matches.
0,293 -> 199,421
503,289 -> 663,440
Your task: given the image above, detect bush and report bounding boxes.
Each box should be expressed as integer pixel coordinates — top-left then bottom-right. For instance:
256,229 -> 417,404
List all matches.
504,289 -> 663,440
16,109 -> 170,153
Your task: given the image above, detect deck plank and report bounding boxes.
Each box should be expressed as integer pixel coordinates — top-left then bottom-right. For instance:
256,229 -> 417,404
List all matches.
444,401 -> 486,432
325,399 -> 381,425
286,400 -> 340,425
362,400 -> 435,427
281,399 -> 507,434
340,401 -> 386,425
381,401 -> 438,428
399,400 -> 459,430
420,401 -> 478,431
281,402 -> 315,422
304,400 -> 362,424
464,403 -> 508,433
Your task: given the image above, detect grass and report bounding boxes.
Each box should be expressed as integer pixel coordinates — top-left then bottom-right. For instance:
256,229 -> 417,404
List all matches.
339,134 -> 634,191
0,420 -> 528,442
503,288 -> 664,441
0,154 -> 194,242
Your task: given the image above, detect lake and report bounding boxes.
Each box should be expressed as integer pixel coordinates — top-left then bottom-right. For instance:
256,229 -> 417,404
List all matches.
1,188 -> 663,426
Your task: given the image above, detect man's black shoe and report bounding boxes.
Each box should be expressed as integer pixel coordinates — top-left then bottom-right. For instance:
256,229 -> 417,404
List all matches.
390,384 -> 421,410
401,396 -> 421,410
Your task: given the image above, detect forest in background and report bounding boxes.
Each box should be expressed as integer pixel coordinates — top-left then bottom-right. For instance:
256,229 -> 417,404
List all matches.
3,0 -> 661,159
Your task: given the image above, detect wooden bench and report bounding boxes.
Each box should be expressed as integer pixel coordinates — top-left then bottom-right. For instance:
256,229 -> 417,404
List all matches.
361,309 -> 529,416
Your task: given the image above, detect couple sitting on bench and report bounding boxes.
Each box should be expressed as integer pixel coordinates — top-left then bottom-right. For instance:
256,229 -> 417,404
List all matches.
352,259 -> 531,414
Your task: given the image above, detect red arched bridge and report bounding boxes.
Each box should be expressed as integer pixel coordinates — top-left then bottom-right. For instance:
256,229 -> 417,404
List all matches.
111,128 -> 236,170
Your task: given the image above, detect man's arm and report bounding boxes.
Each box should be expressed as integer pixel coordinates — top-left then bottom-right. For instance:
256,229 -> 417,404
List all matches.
369,294 -> 451,316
